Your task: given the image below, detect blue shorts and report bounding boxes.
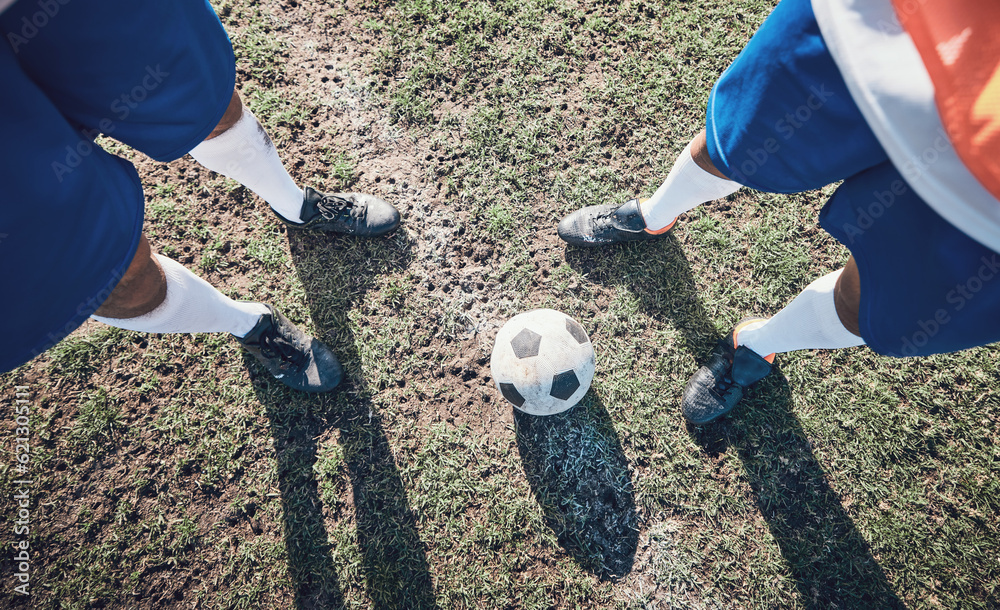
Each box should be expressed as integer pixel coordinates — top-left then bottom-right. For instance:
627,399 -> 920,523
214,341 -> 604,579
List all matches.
705,0 -> 1000,357
0,0 -> 235,372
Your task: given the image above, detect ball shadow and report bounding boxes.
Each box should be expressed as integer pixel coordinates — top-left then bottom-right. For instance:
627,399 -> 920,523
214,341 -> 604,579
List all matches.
513,392 -> 639,580
246,227 -> 438,609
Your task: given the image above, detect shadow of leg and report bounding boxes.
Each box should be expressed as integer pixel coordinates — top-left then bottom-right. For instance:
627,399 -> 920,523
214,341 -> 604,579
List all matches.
253,380 -> 437,610
284,229 -> 436,609
689,373 -> 906,609
322,397 -> 437,609
261,397 -> 347,609
563,234 -> 904,606
564,235 -> 721,355
514,394 -> 639,580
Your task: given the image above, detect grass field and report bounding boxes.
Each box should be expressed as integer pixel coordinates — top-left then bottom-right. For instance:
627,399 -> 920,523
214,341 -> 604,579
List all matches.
2,0 -> 999,608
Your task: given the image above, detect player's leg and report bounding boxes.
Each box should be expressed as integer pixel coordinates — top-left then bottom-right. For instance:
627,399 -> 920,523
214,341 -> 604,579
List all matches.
636,129 -> 740,231
729,255 -> 864,358
90,236 -> 166,319
558,0 -> 888,247
632,0 -> 917,423
689,130 -> 729,180
185,89 -> 305,223
4,0 -> 398,238
681,262 -> 865,425
732,261 -> 864,358
834,257 -> 862,336
683,158 -> 1000,424
206,90 -> 245,140
91,234 -> 342,392
92,234 -> 265,337
558,129 -> 740,246
0,2 -> 342,390
188,88 -> 400,237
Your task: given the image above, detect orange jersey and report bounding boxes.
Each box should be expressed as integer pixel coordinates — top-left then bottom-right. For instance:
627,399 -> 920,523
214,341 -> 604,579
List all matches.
893,0 -> 1000,201
814,0 -> 1000,253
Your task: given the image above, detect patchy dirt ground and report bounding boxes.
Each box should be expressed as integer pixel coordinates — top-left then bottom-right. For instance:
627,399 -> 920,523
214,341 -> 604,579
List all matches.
1,2 -> 646,609
8,1 -> 989,608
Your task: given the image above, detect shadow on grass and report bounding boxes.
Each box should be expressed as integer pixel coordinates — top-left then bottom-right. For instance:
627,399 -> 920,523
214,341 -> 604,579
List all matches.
514,393 -> 639,580
689,375 -> 906,609
565,236 -> 904,607
246,227 -> 437,609
250,388 -> 348,610
564,234 -> 721,355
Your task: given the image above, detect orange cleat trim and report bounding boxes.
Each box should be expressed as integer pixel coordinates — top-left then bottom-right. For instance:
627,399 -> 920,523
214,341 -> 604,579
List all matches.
732,318 -> 775,364
637,197 -> 676,235
644,217 -> 676,235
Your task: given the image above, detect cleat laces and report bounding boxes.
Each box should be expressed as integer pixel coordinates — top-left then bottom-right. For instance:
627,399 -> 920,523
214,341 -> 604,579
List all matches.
592,206 -> 641,234
316,194 -> 366,225
258,328 -> 306,367
712,374 -> 735,396
593,208 -> 618,226
710,355 -> 736,398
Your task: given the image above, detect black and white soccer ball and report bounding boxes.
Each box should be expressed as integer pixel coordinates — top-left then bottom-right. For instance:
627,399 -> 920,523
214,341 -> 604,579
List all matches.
490,309 -> 596,416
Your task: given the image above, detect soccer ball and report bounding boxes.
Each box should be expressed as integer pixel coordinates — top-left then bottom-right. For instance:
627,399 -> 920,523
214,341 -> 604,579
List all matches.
490,308 -> 596,416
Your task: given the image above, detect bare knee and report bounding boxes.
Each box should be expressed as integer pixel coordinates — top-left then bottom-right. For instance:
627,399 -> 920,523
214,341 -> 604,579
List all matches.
94,235 -> 167,318
204,89 -> 243,141
690,129 -> 731,180
834,257 -> 863,337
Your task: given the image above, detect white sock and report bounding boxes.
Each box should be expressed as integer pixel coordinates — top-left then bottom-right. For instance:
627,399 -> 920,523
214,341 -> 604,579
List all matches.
639,140 -> 742,231
93,254 -> 269,338
736,269 -> 866,357
189,107 -> 305,222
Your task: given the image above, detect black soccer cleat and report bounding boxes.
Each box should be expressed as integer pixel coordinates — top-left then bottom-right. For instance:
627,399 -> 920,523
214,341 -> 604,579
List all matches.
681,318 -> 774,425
234,305 -> 343,392
557,198 -> 675,247
275,186 -> 401,237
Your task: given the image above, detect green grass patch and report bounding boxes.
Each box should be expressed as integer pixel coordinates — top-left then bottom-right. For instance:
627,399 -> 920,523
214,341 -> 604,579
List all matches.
2,0 -> 998,608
